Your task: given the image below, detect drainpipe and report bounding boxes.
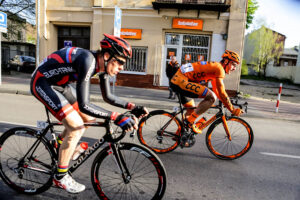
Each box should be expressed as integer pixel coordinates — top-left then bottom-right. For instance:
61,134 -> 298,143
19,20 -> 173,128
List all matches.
36,0 -> 40,66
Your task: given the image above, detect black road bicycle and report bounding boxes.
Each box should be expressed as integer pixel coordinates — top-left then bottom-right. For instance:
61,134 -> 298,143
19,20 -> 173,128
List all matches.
0,108 -> 167,200
137,94 -> 253,160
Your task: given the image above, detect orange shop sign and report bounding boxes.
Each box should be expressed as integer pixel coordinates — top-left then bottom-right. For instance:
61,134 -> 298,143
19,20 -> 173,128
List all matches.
172,18 -> 203,30
185,54 -> 191,61
198,55 -> 204,61
120,29 -> 142,39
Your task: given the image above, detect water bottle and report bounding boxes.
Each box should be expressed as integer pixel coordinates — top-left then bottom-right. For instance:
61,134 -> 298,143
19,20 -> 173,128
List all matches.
72,142 -> 88,160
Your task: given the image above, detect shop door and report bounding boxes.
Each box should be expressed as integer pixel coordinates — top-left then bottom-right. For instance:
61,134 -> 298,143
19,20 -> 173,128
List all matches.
57,27 -> 90,50
161,33 -> 210,86
161,34 -> 182,86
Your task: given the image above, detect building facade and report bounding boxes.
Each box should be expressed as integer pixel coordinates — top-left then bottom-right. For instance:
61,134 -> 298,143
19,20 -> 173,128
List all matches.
37,0 -> 247,93
1,12 -> 36,68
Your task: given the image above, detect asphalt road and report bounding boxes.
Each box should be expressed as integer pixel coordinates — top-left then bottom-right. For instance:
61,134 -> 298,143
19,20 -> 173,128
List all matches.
0,93 -> 299,200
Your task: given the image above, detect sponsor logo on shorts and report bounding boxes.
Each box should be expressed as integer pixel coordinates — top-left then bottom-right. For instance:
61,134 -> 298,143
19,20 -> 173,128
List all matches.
185,83 -> 201,93
36,86 -> 58,110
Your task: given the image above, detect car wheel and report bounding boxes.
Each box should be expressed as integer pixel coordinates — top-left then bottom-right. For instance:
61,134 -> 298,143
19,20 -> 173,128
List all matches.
17,66 -> 21,72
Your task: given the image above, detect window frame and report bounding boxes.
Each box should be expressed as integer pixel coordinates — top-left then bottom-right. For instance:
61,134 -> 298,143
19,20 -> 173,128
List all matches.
120,46 -> 148,75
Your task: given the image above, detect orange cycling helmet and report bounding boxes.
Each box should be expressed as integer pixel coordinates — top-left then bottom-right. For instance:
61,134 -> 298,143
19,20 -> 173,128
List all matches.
100,34 -> 132,59
222,50 -> 240,64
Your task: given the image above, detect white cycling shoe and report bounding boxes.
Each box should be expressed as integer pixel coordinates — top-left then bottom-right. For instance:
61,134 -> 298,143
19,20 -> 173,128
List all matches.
53,174 -> 85,193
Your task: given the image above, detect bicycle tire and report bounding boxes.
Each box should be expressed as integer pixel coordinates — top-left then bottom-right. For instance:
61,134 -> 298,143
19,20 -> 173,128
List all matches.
137,110 -> 182,153
0,127 -> 56,194
206,116 -> 254,160
91,142 -> 167,200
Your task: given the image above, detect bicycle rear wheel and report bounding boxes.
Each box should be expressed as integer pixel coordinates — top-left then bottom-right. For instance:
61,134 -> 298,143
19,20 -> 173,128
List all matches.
91,142 -> 167,200
0,127 -> 56,194
137,110 -> 182,153
206,116 -> 254,160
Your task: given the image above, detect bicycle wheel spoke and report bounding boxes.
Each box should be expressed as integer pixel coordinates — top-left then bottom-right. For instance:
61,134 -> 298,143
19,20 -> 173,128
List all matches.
92,143 -> 166,200
0,128 -> 55,194
138,111 -> 181,153
206,117 -> 253,159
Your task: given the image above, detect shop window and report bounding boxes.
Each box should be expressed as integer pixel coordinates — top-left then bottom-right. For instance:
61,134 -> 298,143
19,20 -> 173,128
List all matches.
166,48 -> 177,59
166,34 -> 180,45
182,47 -> 208,63
165,33 -> 210,64
123,47 -> 147,74
183,34 -> 209,47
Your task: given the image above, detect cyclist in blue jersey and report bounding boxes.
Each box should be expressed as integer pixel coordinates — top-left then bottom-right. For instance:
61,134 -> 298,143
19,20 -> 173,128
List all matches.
30,34 -> 148,193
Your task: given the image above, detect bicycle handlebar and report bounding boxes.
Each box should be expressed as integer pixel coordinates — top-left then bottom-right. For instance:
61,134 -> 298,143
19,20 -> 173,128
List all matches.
210,98 -> 248,114
104,111 -> 137,143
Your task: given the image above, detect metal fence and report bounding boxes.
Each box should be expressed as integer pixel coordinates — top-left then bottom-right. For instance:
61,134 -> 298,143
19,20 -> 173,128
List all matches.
123,47 -> 147,74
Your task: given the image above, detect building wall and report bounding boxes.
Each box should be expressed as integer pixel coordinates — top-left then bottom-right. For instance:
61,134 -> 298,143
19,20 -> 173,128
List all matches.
37,0 -> 247,91
266,64 -> 300,84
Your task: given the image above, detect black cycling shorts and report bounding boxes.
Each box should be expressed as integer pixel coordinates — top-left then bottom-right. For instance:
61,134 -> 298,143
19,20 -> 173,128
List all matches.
30,71 -> 79,121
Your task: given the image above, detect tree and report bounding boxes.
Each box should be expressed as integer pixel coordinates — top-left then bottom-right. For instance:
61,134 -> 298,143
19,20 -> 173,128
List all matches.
0,0 -> 35,41
248,26 -> 284,78
246,0 -> 259,29
0,0 -> 35,22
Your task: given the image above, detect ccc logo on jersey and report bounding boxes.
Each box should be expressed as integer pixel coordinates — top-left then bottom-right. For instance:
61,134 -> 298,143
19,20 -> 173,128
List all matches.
185,83 -> 201,92
193,72 -> 206,79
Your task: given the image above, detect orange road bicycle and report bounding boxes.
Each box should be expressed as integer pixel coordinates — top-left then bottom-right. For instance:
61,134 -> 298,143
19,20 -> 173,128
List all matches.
137,95 -> 253,160
0,108 -> 167,200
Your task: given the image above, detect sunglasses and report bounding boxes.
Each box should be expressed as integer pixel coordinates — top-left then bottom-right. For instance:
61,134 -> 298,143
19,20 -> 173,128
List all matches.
112,56 -> 126,66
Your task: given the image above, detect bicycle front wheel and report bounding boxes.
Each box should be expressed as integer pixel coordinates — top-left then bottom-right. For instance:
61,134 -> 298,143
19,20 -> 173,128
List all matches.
137,110 -> 182,153
0,127 -> 56,194
91,142 -> 167,200
206,116 -> 254,160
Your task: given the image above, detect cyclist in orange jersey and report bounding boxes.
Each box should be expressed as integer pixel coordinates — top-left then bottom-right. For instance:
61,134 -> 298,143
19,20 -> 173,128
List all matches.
170,50 -> 243,134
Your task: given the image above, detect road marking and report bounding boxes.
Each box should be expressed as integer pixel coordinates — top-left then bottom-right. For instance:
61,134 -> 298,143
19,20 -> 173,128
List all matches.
260,152 -> 300,159
0,120 -> 35,127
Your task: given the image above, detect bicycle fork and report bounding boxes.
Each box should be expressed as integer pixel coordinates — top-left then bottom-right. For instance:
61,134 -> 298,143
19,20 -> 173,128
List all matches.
221,116 -> 232,141
110,143 -> 131,184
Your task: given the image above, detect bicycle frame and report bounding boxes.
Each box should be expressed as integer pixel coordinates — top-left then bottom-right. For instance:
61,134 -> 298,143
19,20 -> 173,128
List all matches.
23,107 -> 128,176
173,93 -> 232,138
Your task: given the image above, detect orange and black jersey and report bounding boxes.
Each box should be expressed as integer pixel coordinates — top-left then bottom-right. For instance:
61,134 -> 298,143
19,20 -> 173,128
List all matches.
31,47 -> 132,120
180,61 -> 225,83
177,61 -> 233,111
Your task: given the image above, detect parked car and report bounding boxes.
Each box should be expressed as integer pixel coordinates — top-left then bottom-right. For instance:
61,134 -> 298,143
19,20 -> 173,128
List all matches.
8,55 -> 36,73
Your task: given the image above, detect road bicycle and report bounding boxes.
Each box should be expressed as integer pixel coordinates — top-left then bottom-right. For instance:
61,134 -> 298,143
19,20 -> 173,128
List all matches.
137,94 -> 253,160
0,108 -> 167,200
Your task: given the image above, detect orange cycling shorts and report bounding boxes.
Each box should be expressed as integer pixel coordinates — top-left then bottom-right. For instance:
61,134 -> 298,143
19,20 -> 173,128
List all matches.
171,70 -> 209,98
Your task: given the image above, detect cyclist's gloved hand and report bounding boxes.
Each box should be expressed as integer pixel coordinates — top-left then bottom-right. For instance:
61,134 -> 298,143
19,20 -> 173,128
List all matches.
114,114 -> 137,132
232,108 -> 243,117
131,106 -> 149,118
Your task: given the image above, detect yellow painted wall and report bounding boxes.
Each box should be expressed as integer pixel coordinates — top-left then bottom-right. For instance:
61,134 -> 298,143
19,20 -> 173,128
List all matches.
38,0 -> 247,90
102,0 -> 152,8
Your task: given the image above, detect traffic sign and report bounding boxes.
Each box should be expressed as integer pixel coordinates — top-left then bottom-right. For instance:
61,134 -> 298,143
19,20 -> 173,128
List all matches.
64,40 -> 72,47
0,11 -> 7,33
114,6 -> 122,37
